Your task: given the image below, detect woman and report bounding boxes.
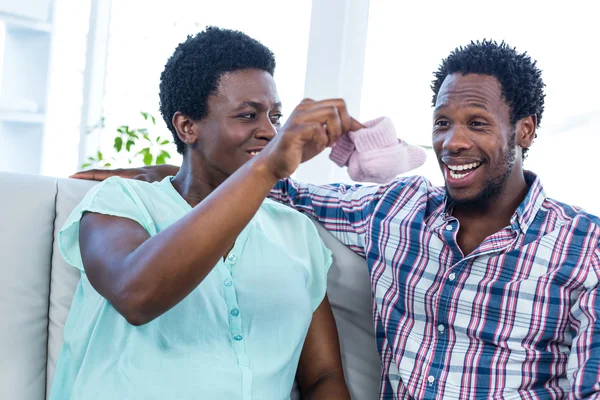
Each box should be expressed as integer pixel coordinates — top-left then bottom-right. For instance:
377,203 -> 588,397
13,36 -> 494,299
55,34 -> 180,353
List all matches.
50,27 -> 358,399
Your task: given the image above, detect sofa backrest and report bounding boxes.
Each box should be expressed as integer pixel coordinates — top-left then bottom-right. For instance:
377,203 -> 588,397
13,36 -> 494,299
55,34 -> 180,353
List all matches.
0,172 -> 57,400
0,171 -> 380,399
46,177 -> 99,397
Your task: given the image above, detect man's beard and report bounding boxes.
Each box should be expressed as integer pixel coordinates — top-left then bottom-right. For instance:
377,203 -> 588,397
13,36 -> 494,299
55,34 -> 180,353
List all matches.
446,132 -> 517,209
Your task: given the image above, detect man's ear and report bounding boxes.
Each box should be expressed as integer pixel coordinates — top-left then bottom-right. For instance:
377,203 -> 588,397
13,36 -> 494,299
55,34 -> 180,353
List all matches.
516,114 -> 537,149
172,112 -> 198,146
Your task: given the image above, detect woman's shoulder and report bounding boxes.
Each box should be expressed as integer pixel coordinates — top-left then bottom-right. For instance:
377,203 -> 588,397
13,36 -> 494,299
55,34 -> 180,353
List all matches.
61,176 -> 167,240
95,175 -> 162,194
89,176 -> 174,209
260,198 -> 313,223
258,198 -> 323,243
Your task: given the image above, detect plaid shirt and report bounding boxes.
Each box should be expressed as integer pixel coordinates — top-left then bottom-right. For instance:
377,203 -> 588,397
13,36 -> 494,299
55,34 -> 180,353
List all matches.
270,172 -> 600,399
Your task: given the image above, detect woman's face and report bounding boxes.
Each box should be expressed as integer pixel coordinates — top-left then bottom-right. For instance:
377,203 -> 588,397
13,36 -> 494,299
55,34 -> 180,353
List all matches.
183,68 -> 283,180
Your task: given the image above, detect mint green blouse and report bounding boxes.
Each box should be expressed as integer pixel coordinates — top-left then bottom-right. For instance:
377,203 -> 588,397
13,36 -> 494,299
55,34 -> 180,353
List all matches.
49,176 -> 332,400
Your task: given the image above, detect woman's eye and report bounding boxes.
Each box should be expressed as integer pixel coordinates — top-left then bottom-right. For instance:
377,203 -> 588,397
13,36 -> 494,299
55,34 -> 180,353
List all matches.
238,113 -> 256,120
470,121 -> 487,127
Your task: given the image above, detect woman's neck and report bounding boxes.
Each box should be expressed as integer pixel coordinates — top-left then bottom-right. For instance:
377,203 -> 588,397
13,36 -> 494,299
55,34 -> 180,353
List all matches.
170,154 -> 227,207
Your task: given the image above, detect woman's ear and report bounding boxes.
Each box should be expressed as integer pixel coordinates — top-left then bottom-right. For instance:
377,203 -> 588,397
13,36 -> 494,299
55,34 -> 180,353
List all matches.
172,112 -> 198,147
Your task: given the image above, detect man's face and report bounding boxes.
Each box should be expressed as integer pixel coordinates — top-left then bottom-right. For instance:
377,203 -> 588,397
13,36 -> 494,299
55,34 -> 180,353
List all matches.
432,73 -> 520,207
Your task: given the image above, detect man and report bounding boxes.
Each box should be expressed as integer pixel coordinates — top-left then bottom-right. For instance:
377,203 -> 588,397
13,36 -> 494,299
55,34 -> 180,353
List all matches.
76,40 -> 600,399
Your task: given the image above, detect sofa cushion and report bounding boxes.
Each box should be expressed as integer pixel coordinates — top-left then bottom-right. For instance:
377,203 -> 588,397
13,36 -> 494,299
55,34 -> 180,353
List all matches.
312,221 -> 380,399
291,222 -> 380,399
0,172 -> 56,400
46,178 -> 97,398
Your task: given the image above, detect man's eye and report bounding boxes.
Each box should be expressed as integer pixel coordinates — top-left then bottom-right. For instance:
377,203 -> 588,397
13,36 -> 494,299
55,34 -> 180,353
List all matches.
434,120 -> 449,128
470,121 -> 487,127
270,113 -> 283,124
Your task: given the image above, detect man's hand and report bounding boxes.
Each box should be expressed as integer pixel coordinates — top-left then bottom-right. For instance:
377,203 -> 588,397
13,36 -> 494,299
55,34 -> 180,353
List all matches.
258,98 -> 362,181
69,164 -> 180,182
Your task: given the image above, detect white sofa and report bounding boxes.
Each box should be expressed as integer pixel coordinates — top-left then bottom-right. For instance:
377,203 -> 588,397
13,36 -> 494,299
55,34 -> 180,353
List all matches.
0,171 -> 381,399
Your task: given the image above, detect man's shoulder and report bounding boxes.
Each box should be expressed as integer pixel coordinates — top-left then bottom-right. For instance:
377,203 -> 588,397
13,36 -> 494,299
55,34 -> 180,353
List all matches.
541,197 -> 600,256
543,196 -> 600,227
385,174 -> 445,201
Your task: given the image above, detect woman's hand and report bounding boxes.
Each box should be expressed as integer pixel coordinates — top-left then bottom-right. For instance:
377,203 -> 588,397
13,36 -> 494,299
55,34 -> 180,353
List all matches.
258,98 -> 363,180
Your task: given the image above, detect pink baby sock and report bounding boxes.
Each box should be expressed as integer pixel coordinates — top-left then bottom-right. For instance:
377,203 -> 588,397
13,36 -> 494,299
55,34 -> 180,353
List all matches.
329,117 -> 427,183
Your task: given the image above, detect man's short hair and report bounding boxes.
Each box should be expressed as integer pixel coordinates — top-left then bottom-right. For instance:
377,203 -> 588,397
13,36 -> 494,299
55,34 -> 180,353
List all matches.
431,40 -> 545,158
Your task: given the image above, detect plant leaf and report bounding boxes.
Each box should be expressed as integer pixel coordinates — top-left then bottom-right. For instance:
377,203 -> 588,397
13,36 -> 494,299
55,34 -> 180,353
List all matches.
156,136 -> 161,143
114,137 -> 123,152
160,140 -> 170,145
81,163 -> 91,168
141,111 -> 148,120
151,116 -> 156,125
143,152 -> 153,166
138,128 -> 148,135
126,140 -> 135,152
156,155 -> 165,165
97,151 -> 103,161
87,156 -> 96,161
160,150 -> 171,159
104,162 -> 112,167
117,126 -> 126,134
143,134 -> 152,142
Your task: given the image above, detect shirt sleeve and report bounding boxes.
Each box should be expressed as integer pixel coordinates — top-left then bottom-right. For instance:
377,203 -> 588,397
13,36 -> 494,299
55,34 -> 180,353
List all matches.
58,176 -> 156,272
269,178 -> 392,257
567,248 -> 600,398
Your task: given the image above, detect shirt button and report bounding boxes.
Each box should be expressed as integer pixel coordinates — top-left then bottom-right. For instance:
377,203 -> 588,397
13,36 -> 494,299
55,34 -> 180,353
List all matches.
445,225 -> 453,231
448,273 -> 456,281
233,334 -> 243,341
437,324 -> 445,333
228,254 -> 237,262
428,375 -> 435,385
223,279 -> 233,287
230,308 -> 240,317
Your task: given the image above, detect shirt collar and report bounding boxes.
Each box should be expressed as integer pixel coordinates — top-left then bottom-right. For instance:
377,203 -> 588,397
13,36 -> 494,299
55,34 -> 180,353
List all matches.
512,171 -> 546,234
439,171 -> 546,234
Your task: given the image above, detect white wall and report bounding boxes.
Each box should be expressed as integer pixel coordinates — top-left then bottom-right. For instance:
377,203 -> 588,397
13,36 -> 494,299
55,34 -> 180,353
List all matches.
0,0 -> 51,21
2,0 -> 598,218
359,0 -> 600,215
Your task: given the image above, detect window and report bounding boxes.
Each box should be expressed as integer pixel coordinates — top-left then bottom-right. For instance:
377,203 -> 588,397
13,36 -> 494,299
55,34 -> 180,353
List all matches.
100,0 -> 313,166
361,0 -> 600,214
43,0 -> 91,176
0,22 -> 4,80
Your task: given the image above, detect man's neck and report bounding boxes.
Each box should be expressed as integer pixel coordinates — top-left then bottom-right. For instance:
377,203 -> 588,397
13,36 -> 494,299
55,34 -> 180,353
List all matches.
451,172 -> 530,256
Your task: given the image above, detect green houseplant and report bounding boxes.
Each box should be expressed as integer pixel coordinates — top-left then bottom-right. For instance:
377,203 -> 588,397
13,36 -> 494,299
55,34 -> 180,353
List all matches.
82,111 -> 173,169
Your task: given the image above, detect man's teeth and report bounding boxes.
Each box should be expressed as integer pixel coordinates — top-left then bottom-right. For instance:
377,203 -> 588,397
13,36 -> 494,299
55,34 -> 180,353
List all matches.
447,162 -> 480,171
447,162 -> 480,179
449,170 -> 469,179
